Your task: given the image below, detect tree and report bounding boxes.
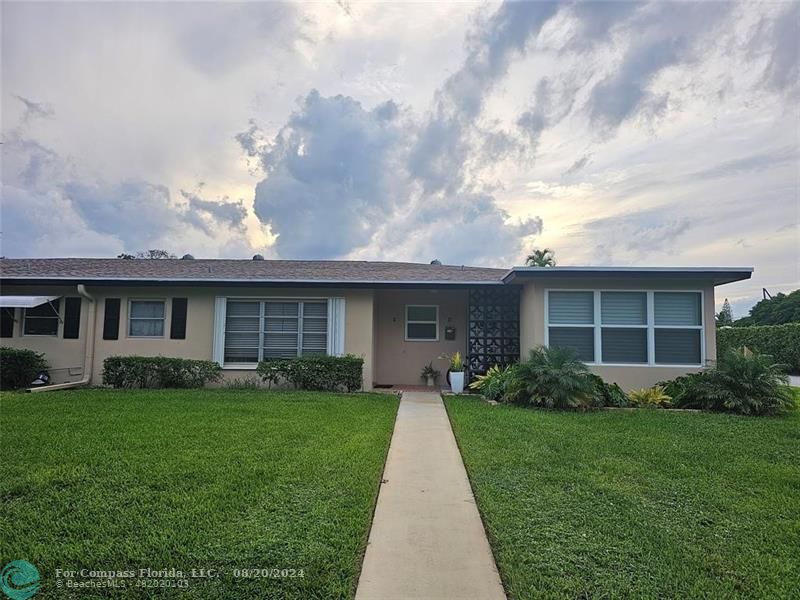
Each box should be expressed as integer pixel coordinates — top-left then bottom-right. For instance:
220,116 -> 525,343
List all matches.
525,248 -> 556,267
117,249 -> 177,260
735,289 -> 800,326
716,298 -> 733,327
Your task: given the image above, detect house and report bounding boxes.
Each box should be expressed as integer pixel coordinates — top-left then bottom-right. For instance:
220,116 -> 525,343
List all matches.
0,258 -> 752,391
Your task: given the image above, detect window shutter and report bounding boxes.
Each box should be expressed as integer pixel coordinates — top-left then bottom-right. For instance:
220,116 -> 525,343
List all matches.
0,308 -> 14,338
548,292 -> 594,324
63,297 -> 82,339
655,329 -> 701,364
170,298 -> 188,339
548,327 -> 594,362
103,298 -> 121,340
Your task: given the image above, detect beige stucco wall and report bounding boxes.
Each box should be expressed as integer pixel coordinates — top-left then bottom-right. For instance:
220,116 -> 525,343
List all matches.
519,278 -> 717,391
2,285 -> 375,390
0,285 -> 90,384
373,289 -> 467,385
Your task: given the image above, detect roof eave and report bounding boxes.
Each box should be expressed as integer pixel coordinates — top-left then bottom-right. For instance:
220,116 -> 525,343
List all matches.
502,267 -> 754,286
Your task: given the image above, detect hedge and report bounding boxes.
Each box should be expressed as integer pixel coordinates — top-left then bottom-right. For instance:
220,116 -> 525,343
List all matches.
717,323 -> 800,374
102,356 -> 222,389
0,347 -> 48,391
256,355 -> 364,392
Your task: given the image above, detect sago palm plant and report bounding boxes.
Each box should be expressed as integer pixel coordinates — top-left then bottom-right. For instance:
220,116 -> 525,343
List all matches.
505,346 -> 595,409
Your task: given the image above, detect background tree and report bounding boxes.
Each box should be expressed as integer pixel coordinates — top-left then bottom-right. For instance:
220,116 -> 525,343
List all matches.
735,289 -> 800,326
525,248 -> 556,267
117,249 -> 177,260
716,298 -> 734,327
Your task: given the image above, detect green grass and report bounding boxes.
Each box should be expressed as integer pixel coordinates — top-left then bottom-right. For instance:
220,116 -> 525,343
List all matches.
0,389 -> 399,599
446,392 -> 800,599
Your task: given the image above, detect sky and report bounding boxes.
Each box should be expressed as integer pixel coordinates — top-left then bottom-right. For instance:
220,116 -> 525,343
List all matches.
1,0 -> 798,317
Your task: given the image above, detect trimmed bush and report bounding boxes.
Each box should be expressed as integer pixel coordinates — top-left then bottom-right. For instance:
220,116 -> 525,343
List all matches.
717,323 -> 800,374
256,355 -> 364,392
660,349 -> 794,416
0,347 -> 48,390
102,356 -> 222,389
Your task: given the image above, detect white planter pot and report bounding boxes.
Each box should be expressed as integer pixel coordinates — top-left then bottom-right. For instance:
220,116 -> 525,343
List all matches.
450,371 -> 465,394
426,376 -> 435,387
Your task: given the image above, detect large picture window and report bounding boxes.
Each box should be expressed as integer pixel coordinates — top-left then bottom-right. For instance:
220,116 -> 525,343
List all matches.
546,290 -> 703,366
224,300 -> 329,364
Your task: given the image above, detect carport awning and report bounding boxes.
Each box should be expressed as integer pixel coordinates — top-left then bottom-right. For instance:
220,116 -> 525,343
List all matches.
0,295 -> 61,308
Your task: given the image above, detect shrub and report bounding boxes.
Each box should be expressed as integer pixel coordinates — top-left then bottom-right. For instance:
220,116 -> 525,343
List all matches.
588,374 -> 629,408
628,386 -> 672,408
222,376 -> 263,390
661,349 -> 794,416
0,347 -> 48,390
102,356 -> 222,389
469,365 -> 512,401
256,355 -> 363,392
717,323 -> 800,374
504,346 -> 595,409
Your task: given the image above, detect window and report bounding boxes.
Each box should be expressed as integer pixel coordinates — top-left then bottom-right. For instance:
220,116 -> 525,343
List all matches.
23,300 -> 60,336
547,292 -> 594,361
654,293 -> 702,365
128,300 -> 165,337
405,305 -> 438,341
546,290 -> 703,366
601,292 -> 647,363
224,300 -> 328,364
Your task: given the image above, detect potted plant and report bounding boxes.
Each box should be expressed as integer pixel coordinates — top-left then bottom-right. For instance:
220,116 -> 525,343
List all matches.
420,362 -> 440,387
445,351 -> 465,394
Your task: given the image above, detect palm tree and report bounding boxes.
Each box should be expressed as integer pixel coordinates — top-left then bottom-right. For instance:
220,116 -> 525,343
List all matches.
525,248 -> 556,267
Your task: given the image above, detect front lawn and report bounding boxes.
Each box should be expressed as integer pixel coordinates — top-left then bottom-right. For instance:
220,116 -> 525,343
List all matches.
446,394 -> 800,599
0,389 -> 399,599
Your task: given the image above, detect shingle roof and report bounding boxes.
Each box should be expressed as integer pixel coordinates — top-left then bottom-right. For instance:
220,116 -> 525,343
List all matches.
0,258 -> 507,285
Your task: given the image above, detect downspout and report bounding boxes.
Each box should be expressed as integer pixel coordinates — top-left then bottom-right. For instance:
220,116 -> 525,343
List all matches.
29,284 -> 96,393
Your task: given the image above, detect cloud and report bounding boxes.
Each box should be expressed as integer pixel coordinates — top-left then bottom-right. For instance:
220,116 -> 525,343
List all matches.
241,87 -> 543,264
13,94 -> 54,122
750,2 -> 800,94
587,213 -> 693,263
0,132 -> 254,257
563,154 -> 592,177
687,146 -> 798,181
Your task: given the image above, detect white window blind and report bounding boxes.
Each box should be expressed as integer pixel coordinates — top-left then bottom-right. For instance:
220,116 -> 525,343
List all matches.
548,292 -> 594,324
218,298 -> 336,365
546,290 -> 704,366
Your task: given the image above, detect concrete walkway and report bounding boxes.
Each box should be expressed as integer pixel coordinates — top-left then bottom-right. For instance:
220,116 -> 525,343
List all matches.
355,392 -> 506,600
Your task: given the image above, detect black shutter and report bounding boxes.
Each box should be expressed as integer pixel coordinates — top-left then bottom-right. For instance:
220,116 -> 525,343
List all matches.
0,308 -> 15,338
63,297 -> 82,339
103,298 -> 121,340
170,298 -> 188,339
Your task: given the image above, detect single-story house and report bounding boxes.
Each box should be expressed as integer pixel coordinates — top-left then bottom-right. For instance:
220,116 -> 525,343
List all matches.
0,258 -> 752,391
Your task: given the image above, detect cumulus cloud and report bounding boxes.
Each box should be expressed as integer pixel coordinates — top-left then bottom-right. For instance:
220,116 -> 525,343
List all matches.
0,132 -> 254,257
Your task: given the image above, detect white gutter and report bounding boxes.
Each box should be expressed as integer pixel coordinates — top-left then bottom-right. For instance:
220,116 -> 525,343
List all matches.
28,284 -> 96,393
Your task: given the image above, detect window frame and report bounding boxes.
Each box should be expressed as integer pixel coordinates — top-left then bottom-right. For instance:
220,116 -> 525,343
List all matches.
544,289 -> 705,367
127,298 -> 167,339
221,297 -> 331,369
404,304 -> 439,342
22,300 -> 62,337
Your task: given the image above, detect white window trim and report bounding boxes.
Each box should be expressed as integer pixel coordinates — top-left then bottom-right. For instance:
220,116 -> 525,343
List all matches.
544,289 -> 705,367
127,298 -> 167,339
405,304 -> 439,342
213,296 -> 345,368
22,301 -> 62,337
